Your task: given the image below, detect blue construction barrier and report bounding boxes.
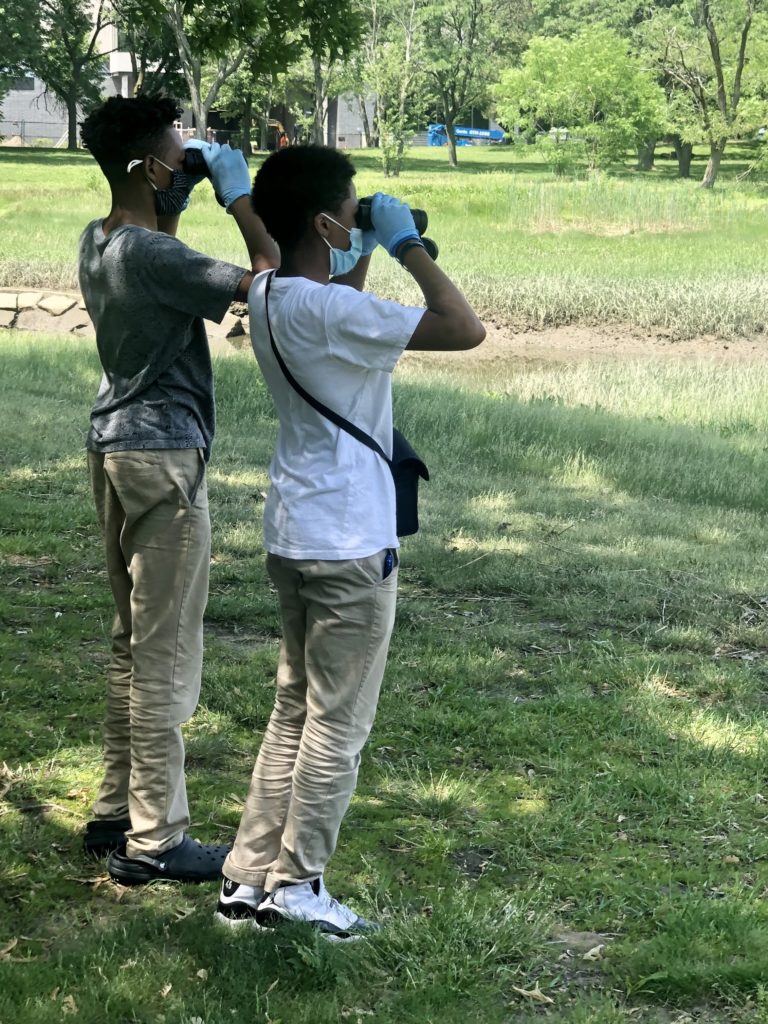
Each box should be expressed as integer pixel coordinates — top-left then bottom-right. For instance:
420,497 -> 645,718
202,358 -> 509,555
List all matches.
427,123 -> 506,146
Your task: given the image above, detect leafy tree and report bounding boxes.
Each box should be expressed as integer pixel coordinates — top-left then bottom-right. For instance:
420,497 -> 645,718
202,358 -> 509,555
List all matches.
22,0 -> 113,150
349,0 -> 427,175
494,28 -> 668,169
111,0 -> 182,96
119,0 -> 302,138
205,38 -> 300,155
639,0 -> 768,187
0,0 -> 39,104
421,0 -> 527,167
300,0 -> 364,144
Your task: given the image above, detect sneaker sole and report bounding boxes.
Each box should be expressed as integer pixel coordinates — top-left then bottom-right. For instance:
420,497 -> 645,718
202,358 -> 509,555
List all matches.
256,910 -> 366,943
213,911 -> 266,930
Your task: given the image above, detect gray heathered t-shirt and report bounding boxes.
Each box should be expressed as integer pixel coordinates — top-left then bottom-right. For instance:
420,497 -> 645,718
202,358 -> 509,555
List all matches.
78,220 -> 245,461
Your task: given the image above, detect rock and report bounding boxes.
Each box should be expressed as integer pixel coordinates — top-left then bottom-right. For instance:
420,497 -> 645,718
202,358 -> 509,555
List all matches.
17,292 -> 45,309
0,309 -> 15,328
207,311 -> 241,340
15,308 -> 59,332
55,307 -> 92,333
0,292 -> 17,311
226,317 -> 245,339
38,294 -> 76,316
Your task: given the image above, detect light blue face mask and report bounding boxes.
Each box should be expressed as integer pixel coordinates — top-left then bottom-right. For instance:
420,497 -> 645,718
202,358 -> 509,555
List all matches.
320,213 -> 363,277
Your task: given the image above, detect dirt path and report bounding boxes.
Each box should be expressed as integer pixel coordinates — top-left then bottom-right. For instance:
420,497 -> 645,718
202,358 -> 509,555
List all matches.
3,286 -> 765,363
406,322 -> 768,365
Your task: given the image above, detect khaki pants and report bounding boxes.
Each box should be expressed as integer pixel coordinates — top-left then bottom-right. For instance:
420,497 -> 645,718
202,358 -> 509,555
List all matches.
88,448 -> 210,857
224,550 -> 398,891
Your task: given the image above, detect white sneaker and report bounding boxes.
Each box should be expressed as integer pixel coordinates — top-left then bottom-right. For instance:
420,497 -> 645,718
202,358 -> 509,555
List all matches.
214,876 -> 265,929
256,878 -> 380,942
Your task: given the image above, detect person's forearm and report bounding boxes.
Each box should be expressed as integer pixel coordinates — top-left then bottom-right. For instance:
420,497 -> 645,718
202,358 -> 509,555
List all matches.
331,254 -> 371,291
229,196 -> 280,272
402,245 -> 485,351
401,245 -> 473,319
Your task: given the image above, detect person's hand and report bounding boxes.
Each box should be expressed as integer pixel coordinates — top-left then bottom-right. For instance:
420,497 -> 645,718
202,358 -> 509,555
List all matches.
361,226 -> 378,257
371,192 -> 419,257
207,143 -> 252,210
182,139 -> 214,192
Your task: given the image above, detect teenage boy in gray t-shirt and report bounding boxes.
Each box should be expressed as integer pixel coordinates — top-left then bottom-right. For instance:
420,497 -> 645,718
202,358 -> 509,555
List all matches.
78,94 -> 278,885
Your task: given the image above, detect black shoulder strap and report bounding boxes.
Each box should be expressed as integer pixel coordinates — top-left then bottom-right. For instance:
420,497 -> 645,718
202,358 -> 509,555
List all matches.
264,270 -> 392,466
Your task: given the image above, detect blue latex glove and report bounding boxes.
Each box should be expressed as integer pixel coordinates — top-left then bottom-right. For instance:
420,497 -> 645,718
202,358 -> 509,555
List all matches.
361,227 -> 378,257
371,192 -> 419,257
207,143 -> 252,210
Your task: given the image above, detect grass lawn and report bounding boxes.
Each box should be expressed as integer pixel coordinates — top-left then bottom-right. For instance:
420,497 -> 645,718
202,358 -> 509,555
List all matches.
1,143 -> 768,338
3,330 -> 768,1023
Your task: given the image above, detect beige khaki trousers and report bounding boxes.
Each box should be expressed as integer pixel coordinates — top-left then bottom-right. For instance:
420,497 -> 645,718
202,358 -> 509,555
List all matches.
88,448 -> 210,857
224,550 -> 398,891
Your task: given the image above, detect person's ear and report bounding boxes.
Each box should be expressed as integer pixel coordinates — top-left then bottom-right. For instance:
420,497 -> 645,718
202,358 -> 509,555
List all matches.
144,154 -> 164,186
313,212 -> 331,239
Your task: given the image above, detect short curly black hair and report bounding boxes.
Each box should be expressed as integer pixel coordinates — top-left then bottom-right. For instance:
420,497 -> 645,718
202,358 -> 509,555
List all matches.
252,146 -> 356,252
80,94 -> 181,183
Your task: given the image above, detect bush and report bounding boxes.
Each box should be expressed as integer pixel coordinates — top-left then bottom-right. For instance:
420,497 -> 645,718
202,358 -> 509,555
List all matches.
538,136 -> 587,176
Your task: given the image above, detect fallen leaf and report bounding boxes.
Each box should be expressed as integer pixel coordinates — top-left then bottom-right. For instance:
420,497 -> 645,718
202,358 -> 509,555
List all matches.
510,984 -> 554,1005
160,983 -> 172,998
582,944 -> 604,961
0,938 -> 19,959
617,814 -> 627,823
50,988 -> 60,1001
723,855 -> 740,865
196,968 -> 208,981
62,994 -> 78,1015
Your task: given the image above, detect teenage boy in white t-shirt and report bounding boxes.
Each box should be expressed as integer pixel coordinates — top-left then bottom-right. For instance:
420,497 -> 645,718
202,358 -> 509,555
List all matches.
216,145 -> 484,940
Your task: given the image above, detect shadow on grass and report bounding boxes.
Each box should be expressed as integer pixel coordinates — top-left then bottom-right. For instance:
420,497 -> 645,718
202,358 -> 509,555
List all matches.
3,340 -> 768,1011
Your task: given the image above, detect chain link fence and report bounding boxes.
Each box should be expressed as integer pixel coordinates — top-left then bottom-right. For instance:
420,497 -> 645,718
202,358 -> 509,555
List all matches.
0,119 -> 72,147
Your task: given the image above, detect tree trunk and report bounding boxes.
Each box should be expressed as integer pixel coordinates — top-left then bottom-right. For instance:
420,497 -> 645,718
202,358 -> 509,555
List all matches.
672,136 -> 693,178
67,86 -> 78,150
701,138 -> 726,188
189,91 -> 208,140
371,98 -> 380,148
358,95 -> 371,148
636,138 -> 656,171
312,52 -> 325,145
241,92 -> 253,158
445,118 -> 458,167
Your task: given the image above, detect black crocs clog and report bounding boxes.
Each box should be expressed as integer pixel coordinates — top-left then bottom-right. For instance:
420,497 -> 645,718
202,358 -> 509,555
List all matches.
107,834 -> 230,886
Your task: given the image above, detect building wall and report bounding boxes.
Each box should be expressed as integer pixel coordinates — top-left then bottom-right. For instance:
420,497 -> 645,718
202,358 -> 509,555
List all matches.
1,76 -> 71,145
328,94 -> 375,149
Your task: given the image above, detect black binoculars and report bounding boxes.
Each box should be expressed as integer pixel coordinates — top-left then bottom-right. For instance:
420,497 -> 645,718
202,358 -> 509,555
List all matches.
356,196 -> 438,261
182,148 -> 226,206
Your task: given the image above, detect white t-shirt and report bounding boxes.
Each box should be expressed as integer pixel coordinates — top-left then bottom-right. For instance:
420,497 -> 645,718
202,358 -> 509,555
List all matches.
248,271 -> 425,560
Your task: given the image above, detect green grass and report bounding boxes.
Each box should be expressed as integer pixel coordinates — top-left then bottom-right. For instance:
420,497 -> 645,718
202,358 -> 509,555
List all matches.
2,144 -> 768,338
3,331 -> 768,1022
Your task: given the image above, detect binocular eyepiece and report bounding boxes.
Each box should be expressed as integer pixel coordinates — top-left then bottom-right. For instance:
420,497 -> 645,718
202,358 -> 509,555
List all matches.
182,148 -> 226,207
182,148 -> 209,179
356,196 -> 438,262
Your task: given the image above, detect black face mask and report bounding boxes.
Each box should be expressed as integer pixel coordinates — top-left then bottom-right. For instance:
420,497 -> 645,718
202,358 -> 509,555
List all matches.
126,156 -> 191,216
151,163 -> 191,216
